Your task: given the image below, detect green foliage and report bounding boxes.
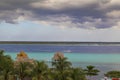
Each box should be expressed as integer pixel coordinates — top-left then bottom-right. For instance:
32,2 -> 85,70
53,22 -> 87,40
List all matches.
52,57 -> 72,71
70,68 -> 87,80
0,50 -> 14,80
52,57 -> 72,80
105,71 -> 120,78
14,62 -> 33,80
0,50 -> 5,71
84,65 -> 99,80
32,61 -> 51,80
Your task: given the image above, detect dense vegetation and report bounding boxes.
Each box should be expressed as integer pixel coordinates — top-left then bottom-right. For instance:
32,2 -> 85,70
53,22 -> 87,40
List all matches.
0,50 -> 100,80
105,71 -> 120,78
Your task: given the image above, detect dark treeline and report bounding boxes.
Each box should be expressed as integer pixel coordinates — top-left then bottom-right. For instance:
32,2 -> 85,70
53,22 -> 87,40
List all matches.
0,41 -> 120,45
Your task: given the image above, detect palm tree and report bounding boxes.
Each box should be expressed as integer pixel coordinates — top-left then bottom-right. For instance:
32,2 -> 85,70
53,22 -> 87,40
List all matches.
105,71 -> 120,78
0,50 -> 4,69
53,69 -> 72,80
0,50 -> 14,80
0,50 -> 4,73
15,62 -> 32,80
84,65 -> 99,80
71,68 -> 87,80
32,61 -> 50,80
3,56 -> 14,80
0,50 -> 4,56
52,55 -> 71,71
52,54 -> 72,80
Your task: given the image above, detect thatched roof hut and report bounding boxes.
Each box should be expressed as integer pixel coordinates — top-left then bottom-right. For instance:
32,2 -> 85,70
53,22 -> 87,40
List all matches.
53,52 -> 64,60
15,51 -> 34,64
17,51 -> 28,58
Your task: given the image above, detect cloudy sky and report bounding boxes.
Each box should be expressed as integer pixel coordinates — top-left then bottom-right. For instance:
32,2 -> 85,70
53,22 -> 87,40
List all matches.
0,0 -> 120,42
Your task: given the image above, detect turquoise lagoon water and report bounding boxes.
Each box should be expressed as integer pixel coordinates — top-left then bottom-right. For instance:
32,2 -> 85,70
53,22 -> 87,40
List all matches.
5,52 -> 120,64
5,52 -> 120,79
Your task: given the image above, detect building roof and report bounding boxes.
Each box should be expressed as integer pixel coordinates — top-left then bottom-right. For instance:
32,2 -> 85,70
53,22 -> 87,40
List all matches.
53,52 -> 64,60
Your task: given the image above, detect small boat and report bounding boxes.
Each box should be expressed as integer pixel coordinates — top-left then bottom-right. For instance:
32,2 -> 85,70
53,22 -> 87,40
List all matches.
63,50 -> 72,53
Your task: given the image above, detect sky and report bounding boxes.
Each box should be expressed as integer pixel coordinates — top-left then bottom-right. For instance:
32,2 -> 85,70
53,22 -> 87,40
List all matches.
0,0 -> 120,42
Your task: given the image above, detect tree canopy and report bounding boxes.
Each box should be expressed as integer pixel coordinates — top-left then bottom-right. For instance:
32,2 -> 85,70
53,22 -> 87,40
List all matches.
105,71 -> 120,78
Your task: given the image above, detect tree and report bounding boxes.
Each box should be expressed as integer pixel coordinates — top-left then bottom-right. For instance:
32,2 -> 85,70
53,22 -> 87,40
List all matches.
71,68 -> 87,80
0,50 -> 14,80
0,50 -> 4,56
52,55 -> 72,80
2,56 -> 14,80
84,65 -> 99,80
52,55 -> 71,71
0,50 -> 5,70
105,71 -> 120,78
15,62 -> 32,80
32,61 -> 51,80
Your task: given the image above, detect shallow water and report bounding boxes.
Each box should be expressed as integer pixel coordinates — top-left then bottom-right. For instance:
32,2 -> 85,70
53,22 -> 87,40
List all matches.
5,52 -> 120,64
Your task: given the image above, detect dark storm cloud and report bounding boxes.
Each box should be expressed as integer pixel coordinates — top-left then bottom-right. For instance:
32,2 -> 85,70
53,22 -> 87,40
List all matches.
0,0 -> 119,29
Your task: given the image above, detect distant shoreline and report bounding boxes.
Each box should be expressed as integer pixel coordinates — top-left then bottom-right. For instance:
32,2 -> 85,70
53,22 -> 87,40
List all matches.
0,41 -> 120,45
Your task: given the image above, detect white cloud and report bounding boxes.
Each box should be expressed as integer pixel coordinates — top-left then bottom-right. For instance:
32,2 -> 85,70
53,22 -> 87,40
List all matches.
30,0 -> 97,10
32,15 -> 111,29
0,9 -> 33,23
108,0 -> 120,6
0,10 -> 19,23
31,15 -> 104,29
112,21 -> 120,29
33,15 -> 76,29
0,0 -> 119,30
106,10 -> 120,18
99,0 -> 120,10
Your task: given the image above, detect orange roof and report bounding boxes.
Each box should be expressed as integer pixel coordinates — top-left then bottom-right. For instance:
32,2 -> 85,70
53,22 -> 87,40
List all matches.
17,51 -> 28,58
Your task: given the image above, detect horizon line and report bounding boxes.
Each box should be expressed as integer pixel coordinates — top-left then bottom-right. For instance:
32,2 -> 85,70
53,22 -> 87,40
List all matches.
0,41 -> 120,44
